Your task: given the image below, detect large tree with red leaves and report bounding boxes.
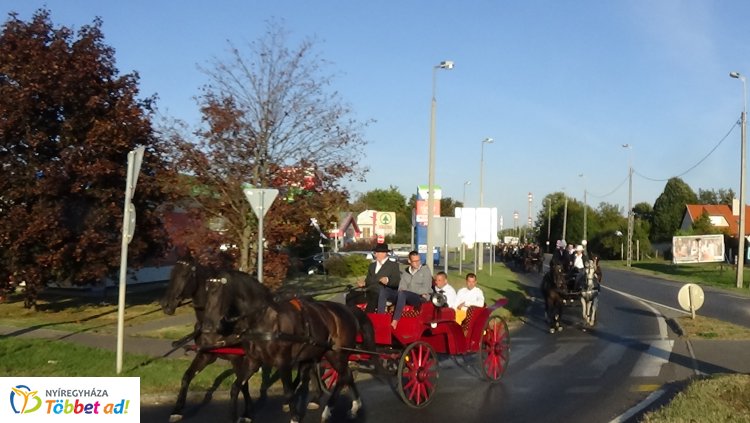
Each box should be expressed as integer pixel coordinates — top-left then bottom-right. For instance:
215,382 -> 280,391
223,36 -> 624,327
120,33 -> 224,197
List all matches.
0,10 -> 172,308
161,21 -> 369,287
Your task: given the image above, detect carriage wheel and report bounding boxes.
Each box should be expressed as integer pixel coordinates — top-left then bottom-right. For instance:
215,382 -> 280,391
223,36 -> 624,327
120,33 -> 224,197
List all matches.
479,316 -> 510,382
396,341 -> 439,409
315,357 -> 337,396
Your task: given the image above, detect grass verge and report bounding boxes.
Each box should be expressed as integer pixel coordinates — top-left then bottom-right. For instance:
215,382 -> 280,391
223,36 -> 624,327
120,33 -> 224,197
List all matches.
0,338 -> 236,395
641,374 -> 750,422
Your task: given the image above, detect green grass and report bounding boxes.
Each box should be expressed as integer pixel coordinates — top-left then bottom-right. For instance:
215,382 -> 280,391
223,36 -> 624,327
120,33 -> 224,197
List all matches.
0,338 -> 236,394
641,374 -> 750,423
603,259 -> 749,294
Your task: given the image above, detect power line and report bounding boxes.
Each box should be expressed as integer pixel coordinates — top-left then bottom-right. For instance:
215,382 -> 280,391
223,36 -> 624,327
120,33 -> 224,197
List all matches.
634,118 -> 739,182
587,118 -> 739,200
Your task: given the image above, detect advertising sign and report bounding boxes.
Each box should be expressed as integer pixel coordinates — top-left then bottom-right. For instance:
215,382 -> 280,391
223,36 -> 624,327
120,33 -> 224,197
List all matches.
672,234 -> 725,264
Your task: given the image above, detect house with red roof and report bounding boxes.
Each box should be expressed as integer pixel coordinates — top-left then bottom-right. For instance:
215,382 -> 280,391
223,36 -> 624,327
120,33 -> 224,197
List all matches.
680,204 -> 750,240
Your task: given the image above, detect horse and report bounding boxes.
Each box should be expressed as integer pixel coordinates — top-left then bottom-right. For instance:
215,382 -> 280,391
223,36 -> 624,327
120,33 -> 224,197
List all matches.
540,263 -> 567,333
577,258 -> 601,327
200,270 -> 375,423
159,259 -> 271,423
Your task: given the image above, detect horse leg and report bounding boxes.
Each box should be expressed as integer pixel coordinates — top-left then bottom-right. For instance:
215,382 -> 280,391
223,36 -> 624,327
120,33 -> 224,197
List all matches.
169,352 -> 216,422
289,362 -> 314,423
232,356 -> 258,423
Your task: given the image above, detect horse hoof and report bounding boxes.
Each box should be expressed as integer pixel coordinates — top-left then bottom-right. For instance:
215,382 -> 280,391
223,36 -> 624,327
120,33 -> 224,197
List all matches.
169,415 -> 183,423
238,418 -> 252,423
307,401 -> 320,410
282,404 -> 290,412
557,326 -> 563,332
548,328 -> 555,334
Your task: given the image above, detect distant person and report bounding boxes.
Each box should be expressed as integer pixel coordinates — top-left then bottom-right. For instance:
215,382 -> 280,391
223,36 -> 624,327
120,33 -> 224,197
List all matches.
433,271 -> 457,309
346,243 -> 401,312
379,251 -> 432,329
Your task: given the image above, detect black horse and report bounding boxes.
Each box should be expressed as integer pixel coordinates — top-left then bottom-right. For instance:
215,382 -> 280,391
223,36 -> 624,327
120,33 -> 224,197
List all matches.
159,259 -> 270,423
200,270 -> 375,423
541,263 -> 567,334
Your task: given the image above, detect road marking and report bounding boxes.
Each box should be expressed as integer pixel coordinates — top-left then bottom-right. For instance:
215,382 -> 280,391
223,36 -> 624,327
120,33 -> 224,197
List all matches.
631,384 -> 661,392
609,388 -> 666,423
583,342 -> 629,379
527,342 -> 587,369
630,340 -> 674,377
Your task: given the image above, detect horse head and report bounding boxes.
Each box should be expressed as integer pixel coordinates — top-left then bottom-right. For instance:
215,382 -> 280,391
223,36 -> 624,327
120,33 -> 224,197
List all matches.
583,260 -> 598,290
550,263 -> 566,290
160,258 -> 199,315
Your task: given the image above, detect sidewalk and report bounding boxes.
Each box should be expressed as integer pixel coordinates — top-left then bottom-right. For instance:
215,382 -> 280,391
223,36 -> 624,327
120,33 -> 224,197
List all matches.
0,312 -> 195,358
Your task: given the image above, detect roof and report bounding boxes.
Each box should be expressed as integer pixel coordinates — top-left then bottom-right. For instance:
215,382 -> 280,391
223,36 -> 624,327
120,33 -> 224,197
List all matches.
684,204 -> 750,237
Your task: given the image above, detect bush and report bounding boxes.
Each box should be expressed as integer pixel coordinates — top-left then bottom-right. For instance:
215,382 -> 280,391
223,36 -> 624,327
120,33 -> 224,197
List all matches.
344,254 -> 370,277
324,254 -> 370,278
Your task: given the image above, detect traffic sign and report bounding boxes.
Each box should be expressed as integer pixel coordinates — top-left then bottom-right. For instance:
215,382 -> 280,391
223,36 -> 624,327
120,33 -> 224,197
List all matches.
677,283 -> 705,319
243,188 -> 279,218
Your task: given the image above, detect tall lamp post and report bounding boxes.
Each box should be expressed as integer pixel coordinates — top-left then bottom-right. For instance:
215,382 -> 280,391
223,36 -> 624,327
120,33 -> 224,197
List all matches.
463,180 -> 471,206
731,71 -> 747,289
426,60 -> 454,274
546,199 -> 552,252
579,173 -> 587,246
478,137 -> 493,270
622,144 -> 633,267
562,189 -> 568,242
527,192 -> 533,242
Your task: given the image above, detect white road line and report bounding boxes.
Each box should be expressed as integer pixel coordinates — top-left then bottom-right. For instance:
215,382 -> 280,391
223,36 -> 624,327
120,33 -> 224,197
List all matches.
527,342 -> 587,369
630,340 -> 674,377
608,389 -> 666,423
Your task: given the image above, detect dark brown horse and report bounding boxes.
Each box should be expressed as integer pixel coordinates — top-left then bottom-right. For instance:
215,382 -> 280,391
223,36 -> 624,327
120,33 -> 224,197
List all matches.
159,259 -> 267,422
200,270 -> 374,423
541,263 -> 566,333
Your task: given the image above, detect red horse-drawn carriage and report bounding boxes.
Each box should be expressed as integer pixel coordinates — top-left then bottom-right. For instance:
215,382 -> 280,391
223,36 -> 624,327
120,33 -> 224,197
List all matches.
316,297 -> 511,408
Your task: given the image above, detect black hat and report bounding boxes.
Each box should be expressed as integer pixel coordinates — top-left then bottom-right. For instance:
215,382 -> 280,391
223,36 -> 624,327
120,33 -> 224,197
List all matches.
373,243 -> 389,253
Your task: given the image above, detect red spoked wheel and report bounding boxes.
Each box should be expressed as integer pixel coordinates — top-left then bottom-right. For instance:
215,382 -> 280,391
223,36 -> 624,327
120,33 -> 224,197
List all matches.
479,316 -> 510,382
396,341 -> 439,408
315,357 -> 337,396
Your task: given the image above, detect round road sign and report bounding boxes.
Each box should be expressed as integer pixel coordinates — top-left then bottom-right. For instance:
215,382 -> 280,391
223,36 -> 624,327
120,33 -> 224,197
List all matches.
677,283 -> 705,312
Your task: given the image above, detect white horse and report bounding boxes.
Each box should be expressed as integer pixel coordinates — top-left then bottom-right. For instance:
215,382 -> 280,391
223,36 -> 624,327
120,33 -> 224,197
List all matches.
577,259 -> 600,327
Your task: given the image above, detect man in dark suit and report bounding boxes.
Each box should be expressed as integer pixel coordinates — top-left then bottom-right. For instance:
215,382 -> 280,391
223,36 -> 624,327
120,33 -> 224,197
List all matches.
346,243 -> 401,312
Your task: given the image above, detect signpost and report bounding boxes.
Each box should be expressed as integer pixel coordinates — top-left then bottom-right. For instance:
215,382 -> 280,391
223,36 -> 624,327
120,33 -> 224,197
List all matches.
116,146 -> 144,374
677,283 -> 705,320
242,186 -> 278,284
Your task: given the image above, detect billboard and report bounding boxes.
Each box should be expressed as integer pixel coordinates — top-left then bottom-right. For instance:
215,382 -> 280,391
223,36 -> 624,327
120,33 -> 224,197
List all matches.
672,234 -> 725,264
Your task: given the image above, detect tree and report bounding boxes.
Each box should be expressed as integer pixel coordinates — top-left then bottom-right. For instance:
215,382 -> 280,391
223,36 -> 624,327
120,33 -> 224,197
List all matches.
0,10 -> 171,308
651,177 -> 698,243
162,21 -> 369,286
352,187 -> 410,243
698,188 -> 735,205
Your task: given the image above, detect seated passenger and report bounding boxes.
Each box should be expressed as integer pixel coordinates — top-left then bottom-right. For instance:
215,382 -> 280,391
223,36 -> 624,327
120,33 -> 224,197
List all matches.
378,251 -> 432,330
433,271 -> 457,309
455,273 -> 485,323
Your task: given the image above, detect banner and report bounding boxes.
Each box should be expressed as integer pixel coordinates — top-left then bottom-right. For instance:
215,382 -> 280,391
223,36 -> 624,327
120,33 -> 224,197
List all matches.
1,377 -> 139,422
672,234 -> 725,264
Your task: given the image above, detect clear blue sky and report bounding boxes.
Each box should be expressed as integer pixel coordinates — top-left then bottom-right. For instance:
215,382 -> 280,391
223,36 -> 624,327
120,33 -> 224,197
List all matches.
5,1 -> 750,229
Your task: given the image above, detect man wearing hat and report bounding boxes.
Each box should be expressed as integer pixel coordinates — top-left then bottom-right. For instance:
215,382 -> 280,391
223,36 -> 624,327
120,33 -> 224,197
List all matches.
346,243 -> 401,312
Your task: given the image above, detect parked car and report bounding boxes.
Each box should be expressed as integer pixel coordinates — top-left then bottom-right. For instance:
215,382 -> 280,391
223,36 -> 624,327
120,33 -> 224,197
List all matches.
347,250 -> 398,262
300,252 -> 348,275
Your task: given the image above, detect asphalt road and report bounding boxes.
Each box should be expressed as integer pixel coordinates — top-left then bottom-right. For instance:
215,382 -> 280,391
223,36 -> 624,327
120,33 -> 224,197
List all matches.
141,264 -> 712,423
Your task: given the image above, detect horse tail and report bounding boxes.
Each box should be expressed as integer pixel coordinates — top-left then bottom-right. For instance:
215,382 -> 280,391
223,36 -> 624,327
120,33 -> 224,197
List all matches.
350,306 -> 384,376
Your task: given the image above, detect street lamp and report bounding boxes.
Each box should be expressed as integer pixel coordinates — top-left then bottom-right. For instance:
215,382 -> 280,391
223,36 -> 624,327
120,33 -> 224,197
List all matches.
527,192 -> 533,242
562,188 -> 568,242
622,143 -> 633,267
463,180 -> 471,206
730,71 -> 747,289
579,173 -> 587,247
426,60 -> 454,274
477,137 -> 493,271
479,137 -> 494,207
546,199 -> 552,252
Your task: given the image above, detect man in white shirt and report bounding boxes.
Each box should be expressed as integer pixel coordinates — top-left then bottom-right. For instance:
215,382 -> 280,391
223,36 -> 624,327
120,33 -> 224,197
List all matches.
456,273 -> 485,310
433,271 -> 457,309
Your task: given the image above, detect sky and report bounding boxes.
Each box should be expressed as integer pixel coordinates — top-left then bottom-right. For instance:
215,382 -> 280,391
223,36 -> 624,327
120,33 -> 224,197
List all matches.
4,1 -> 750,229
